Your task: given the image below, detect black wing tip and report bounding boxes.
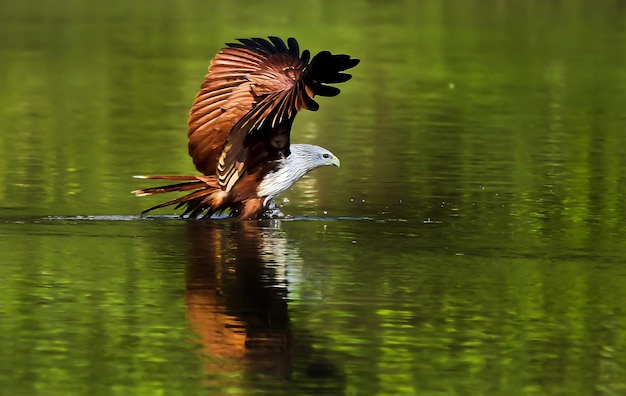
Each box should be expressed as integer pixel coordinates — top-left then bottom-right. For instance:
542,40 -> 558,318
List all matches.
347,58 -> 361,69
225,37 -> 359,70
226,36 -> 298,56
225,36 -> 359,97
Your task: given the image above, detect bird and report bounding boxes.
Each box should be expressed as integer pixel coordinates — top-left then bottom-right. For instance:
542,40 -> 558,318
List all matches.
132,36 -> 359,220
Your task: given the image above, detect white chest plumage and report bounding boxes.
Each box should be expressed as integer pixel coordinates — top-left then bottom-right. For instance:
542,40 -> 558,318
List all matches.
257,143 -> 340,206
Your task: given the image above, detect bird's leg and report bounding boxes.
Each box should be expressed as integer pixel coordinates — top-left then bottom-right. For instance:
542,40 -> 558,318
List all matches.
262,199 -> 285,219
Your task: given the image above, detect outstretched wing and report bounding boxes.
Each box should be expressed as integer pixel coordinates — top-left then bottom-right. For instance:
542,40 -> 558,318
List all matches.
187,36 -> 359,192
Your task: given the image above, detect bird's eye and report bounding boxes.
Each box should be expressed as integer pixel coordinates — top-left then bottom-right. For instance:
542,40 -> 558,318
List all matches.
323,153 -> 330,159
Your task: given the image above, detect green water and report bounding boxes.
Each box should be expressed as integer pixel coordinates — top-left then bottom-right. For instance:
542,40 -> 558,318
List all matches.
1,1 -> 626,395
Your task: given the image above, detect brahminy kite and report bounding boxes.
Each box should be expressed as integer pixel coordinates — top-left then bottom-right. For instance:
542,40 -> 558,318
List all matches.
133,36 -> 359,219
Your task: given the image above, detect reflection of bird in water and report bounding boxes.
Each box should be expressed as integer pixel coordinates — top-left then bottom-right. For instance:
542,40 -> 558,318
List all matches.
183,220 -> 345,391
184,220 -> 292,376
134,37 -> 359,219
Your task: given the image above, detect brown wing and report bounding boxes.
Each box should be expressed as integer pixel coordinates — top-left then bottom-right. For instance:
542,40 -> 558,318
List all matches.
187,36 -> 359,192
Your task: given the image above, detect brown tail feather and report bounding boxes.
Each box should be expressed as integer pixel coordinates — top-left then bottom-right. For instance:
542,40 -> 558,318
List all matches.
133,175 -> 226,218
132,181 -> 207,196
133,175 -> 203,180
